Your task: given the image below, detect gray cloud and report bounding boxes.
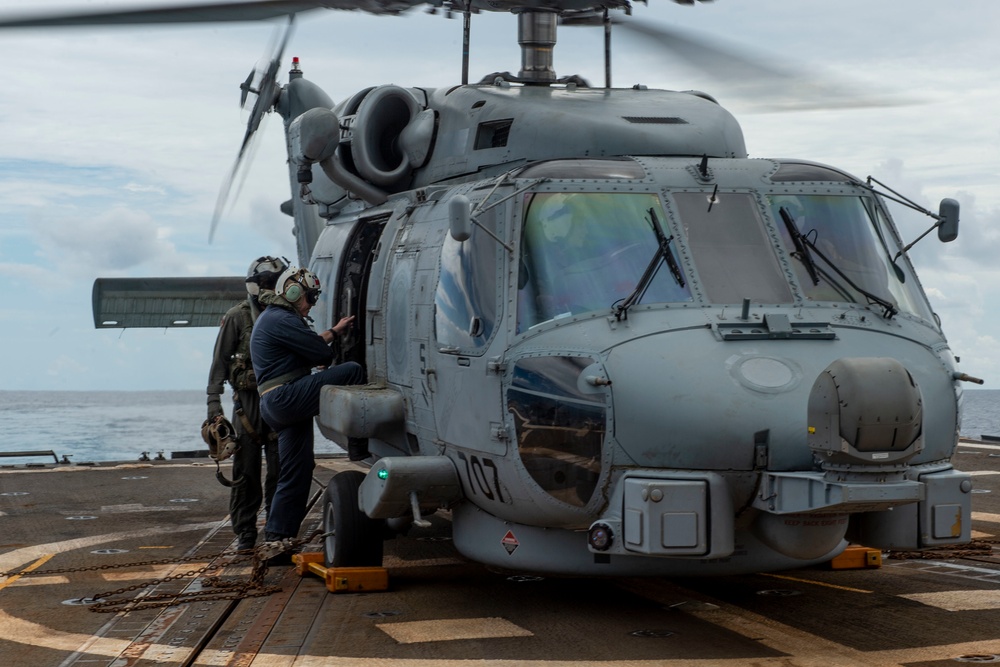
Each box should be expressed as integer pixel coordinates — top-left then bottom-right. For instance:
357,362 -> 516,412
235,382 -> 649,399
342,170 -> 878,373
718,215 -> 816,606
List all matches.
37,206 -> 175,272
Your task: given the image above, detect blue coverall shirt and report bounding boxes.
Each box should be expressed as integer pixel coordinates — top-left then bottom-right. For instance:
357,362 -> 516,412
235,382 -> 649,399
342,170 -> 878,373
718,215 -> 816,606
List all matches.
250,303 -> 364,539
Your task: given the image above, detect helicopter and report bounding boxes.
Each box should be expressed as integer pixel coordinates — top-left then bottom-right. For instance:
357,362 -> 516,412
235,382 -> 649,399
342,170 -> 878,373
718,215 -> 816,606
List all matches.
0,0 -> 984,577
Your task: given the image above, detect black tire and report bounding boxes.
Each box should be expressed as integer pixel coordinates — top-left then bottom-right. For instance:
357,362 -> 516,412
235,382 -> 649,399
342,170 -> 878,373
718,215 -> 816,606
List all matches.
323,470 -> 384,568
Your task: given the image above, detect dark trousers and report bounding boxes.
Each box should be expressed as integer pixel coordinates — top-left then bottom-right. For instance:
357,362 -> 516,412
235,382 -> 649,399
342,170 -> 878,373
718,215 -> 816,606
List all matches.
230,389 -> 279,541
260,362 -> 365,539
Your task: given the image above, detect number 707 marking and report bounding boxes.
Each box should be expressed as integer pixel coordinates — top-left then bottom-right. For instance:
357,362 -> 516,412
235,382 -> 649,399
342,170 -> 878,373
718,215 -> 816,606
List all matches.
456,451 -> 506,504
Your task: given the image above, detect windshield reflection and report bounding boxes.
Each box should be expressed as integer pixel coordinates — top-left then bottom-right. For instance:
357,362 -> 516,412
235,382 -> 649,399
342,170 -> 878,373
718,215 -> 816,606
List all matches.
517,192 -> 692,332
768,194 -> 933,320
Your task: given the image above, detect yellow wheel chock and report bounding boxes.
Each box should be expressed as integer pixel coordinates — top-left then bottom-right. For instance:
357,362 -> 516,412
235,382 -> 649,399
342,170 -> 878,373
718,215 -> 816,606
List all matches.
293,553 -> 389,593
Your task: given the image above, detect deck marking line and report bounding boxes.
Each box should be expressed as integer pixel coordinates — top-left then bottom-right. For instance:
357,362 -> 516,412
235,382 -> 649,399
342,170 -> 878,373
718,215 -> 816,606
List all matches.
97,504 -> 189,513
973,511 -> 1000,525
958,441 -> 1000,451
100,565 -> 175,582
898,560 -> 1000,577
968,470 -> 1000,476
0,553 -> 55,591
4,575 -> 70,587
0,609 -> 132,656
376,617 -> 533,644
618,578 -> 872,664
760,572 -> 872,594
899,589 -> 1000,611
0,521 -> 221,573
870,639 -> 1000,666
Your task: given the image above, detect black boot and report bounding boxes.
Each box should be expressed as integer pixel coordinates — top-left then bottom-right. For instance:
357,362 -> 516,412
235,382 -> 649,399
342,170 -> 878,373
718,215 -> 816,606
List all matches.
348,437 -> 370,461
236,531 -> 256,551
262,532 -> 293,566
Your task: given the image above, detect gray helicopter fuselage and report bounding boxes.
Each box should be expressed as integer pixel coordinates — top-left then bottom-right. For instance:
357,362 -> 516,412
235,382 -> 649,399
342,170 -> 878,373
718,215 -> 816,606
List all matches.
286,77 -> 971,577
289,77 -> 746,221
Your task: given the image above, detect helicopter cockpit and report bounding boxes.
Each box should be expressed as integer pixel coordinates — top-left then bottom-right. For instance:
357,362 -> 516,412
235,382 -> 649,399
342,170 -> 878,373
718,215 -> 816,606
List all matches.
502,158 -> 939,337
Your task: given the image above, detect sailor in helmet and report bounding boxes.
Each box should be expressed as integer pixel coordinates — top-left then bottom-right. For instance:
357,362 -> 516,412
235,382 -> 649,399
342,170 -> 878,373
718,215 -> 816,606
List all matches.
250,266 -> 365,557
205,256 -> 287,552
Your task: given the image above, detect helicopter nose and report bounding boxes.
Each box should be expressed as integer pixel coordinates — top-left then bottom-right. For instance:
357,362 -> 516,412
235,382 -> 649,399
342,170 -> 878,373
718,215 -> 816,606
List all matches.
604,335 -> 806,470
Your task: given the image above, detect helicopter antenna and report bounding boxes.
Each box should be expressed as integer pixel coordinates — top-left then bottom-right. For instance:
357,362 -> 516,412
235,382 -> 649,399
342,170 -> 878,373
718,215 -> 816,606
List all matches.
603,9 -> 612,88
461,3 -> 472,85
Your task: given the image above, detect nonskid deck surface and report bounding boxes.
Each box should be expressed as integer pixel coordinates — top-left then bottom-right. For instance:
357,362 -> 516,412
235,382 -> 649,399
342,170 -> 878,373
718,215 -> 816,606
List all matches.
1,446 -> 999,667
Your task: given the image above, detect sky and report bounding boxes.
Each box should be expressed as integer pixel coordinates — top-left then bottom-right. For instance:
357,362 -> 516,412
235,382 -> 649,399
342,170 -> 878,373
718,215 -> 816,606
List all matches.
0,0 -> 998,391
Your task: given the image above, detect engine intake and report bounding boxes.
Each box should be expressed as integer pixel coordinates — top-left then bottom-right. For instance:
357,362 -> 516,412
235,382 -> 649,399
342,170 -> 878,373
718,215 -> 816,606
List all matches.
350,85 -> 432,190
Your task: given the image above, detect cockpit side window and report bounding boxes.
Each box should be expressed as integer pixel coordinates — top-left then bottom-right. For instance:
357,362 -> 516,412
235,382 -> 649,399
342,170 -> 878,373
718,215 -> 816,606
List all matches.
434,208 -> 499,352
517,192 -> 691,332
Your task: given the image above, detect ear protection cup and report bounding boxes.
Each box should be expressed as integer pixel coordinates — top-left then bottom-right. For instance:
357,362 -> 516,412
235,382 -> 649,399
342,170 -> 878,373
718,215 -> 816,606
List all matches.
275,265 -> 320,304
284,282 -> 303,303
276,265 -> 300,301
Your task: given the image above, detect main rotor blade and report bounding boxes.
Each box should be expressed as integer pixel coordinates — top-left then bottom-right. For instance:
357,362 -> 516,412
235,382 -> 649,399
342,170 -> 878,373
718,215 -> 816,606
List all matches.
611,17 -> 915,112
0,1 -> 342,28
0,0 -> 632,28
210,16 -> 296,243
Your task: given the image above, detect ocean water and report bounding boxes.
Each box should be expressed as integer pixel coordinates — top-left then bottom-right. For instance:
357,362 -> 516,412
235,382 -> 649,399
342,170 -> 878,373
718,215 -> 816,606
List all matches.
958,389 -> 1000,440
1,389 -> 998,465
0,390 -> 345,464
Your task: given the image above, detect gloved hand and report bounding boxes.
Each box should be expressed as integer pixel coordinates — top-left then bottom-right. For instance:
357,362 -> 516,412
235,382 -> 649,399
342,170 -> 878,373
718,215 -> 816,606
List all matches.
207,395 -> 224,421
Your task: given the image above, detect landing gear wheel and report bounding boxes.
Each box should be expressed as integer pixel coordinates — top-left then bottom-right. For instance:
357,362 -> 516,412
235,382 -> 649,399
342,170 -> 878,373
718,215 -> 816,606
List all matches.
323,470 -> 384,568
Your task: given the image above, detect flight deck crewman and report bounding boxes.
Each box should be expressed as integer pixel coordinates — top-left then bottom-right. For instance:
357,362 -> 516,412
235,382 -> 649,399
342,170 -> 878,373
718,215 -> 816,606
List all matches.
206,256 -> 287,552
250,266 -> 366,550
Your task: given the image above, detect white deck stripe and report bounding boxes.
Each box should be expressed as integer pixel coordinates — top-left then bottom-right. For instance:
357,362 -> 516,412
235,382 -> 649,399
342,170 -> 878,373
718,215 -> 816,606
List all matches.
900,590 -> 1000,611
958,442 -> 1000,451
376,617 -> 533,644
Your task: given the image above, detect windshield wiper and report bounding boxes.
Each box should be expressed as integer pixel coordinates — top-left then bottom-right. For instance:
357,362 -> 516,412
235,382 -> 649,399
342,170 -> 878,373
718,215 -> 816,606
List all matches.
779,207 -> 820,285
615,208 -> 685,321
780,207 -> 898,319
803,241 -> 898,319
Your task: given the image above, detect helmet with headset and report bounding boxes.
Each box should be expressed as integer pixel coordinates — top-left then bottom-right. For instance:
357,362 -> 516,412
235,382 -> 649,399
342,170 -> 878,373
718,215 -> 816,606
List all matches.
277,266 -> 322,305
246,255 -> 288,298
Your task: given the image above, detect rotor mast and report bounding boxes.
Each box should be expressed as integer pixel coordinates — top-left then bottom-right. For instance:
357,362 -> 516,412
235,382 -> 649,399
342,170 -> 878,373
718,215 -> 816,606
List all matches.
517,10 -> 558,84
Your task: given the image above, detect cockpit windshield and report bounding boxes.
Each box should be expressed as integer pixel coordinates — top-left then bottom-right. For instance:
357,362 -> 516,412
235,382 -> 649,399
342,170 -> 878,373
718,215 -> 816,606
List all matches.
767,194 -> 933,320
517,192 -> 692,332
514,188 -> 934,330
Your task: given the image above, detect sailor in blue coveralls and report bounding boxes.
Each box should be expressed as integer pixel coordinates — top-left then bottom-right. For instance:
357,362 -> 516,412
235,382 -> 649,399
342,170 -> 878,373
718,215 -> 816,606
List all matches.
250,266 -> 365,546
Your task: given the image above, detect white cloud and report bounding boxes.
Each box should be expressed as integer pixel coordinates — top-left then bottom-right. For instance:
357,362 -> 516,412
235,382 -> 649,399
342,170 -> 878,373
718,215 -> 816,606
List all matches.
36,205 -> 176,273
124,182 -> 167,195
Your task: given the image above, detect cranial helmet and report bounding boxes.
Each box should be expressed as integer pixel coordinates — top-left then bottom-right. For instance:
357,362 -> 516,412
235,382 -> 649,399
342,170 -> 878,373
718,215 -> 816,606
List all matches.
276,266 -> 322,304
540,197 -> 574,242
246,256 -> 289,297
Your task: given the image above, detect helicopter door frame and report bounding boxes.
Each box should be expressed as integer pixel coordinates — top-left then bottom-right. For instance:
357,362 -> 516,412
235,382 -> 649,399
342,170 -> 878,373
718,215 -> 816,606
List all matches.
333,213 -> 388,371
430,196 -> 509,458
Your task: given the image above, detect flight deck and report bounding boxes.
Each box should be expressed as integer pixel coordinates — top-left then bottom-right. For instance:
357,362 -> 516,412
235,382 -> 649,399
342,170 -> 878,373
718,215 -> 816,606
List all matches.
1,444 -> 999,667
